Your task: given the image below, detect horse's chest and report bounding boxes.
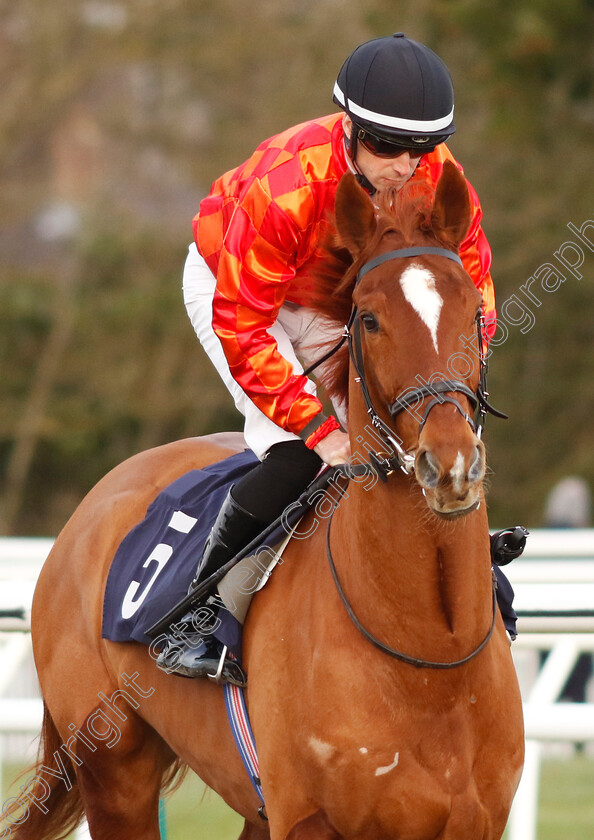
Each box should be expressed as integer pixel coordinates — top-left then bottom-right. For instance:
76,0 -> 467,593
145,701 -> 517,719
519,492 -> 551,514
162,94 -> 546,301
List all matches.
283,708 -> 496,837
296,743 -> 488,839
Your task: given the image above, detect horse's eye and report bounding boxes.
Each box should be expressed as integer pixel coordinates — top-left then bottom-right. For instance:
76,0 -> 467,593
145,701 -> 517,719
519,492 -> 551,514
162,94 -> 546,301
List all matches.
360,312 -> 380,333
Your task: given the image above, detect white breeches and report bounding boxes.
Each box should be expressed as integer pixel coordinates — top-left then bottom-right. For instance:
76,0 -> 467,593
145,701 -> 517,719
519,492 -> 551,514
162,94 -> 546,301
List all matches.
182,242 -> 344,460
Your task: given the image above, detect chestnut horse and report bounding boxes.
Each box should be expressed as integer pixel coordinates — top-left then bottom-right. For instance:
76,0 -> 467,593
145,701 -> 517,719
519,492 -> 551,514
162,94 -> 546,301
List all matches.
4,163 -> 524,840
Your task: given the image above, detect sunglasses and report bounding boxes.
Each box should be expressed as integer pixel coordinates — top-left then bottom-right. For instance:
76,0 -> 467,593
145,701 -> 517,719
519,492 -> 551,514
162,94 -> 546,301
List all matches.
356,126 -> 436,159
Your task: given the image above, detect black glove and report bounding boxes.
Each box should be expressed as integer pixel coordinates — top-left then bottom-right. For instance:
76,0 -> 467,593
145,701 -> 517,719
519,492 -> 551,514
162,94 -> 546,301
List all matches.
490,526 -> 529,566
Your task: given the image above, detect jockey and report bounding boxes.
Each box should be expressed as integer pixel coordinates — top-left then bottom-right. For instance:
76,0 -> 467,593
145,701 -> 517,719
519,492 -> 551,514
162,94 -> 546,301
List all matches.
157,33 -> 501,681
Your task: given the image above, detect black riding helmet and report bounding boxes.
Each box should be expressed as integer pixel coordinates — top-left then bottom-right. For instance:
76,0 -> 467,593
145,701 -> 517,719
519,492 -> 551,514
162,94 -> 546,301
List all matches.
333,33 -> 456,157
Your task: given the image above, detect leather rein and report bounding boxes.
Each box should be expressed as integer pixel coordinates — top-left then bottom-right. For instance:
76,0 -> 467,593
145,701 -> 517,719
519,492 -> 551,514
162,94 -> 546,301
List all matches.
310,245 -> 501,668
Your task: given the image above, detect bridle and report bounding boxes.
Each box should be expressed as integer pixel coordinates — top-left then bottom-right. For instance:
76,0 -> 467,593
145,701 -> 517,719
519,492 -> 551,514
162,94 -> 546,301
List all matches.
307,245 -> 504,667
305,245 -> 507,480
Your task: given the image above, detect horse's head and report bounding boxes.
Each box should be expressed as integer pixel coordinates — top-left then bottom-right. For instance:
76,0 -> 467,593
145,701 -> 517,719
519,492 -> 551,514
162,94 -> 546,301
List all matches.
328,163 -> 487,519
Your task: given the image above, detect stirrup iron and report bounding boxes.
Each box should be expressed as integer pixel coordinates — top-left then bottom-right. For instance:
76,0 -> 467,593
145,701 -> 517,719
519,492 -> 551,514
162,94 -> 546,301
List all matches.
209,644 -> 229,684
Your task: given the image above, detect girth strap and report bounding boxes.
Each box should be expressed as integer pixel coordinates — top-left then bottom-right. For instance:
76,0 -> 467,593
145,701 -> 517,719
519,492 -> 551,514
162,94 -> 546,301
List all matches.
223,683 -> 267,819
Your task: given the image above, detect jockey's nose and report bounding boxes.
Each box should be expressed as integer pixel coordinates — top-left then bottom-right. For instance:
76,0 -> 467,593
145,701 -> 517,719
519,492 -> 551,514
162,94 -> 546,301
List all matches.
390,151 -> 414,176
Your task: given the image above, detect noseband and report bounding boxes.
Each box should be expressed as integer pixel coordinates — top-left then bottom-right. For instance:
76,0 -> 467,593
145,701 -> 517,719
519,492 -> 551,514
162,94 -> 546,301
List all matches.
306,246 -> 506,479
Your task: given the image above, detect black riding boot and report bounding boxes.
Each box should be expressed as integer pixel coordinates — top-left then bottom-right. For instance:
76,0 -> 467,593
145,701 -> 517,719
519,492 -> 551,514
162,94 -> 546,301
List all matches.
156,489 -> 265,684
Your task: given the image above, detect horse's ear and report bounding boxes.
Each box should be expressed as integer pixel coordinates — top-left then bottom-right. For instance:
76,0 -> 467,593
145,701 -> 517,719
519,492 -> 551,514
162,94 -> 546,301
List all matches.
335,173 -> 377,256
431,160 -> 472,250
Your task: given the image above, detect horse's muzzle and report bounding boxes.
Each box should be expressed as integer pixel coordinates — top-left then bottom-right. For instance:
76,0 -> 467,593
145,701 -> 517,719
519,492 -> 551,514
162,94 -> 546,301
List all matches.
415,441 -> 486,519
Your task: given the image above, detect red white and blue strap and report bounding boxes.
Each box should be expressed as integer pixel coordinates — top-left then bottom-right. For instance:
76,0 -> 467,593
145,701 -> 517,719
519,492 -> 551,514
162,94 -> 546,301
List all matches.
223,683 -> 265,809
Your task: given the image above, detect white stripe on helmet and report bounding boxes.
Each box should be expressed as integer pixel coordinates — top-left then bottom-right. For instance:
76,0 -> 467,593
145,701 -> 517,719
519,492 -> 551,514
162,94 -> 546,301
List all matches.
333,81 -> 454,133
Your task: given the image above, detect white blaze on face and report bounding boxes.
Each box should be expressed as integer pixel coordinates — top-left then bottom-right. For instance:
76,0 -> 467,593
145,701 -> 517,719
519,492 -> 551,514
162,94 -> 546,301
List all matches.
450,451 -> 466,494
399,263 -> 443,353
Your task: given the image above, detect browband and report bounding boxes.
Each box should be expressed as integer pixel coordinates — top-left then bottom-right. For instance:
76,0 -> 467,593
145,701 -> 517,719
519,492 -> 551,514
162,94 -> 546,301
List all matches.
357,247 -> 463,284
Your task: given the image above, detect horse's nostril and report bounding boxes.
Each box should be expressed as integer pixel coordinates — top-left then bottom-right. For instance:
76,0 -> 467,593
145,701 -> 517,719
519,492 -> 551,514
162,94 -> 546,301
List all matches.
469,445 -> 486,483
417,450 -> 440,488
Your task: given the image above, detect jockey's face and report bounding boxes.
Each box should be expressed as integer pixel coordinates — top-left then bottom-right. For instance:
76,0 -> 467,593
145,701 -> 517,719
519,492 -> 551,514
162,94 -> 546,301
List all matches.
343,116 -> 422,193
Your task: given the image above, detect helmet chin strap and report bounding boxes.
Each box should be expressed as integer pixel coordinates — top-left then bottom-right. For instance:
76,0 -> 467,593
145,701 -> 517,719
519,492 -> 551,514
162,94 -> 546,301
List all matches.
342,122 -> 376,196
354,170 -> 376,195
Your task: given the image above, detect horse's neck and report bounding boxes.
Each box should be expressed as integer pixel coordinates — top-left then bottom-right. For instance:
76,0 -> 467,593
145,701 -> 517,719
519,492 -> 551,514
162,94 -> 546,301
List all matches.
335,477 -> 492,647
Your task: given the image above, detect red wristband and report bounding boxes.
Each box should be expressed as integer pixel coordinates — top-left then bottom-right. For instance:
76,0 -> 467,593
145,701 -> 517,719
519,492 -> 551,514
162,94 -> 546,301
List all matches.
304,416 -> 340,449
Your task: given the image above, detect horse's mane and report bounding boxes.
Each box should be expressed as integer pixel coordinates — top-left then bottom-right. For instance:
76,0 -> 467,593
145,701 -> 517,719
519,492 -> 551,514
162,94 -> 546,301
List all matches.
308,180 -> 437,406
